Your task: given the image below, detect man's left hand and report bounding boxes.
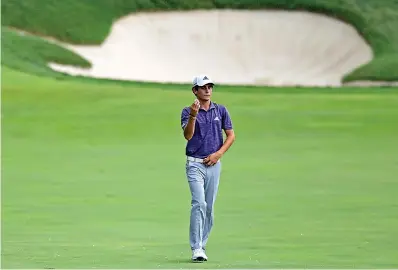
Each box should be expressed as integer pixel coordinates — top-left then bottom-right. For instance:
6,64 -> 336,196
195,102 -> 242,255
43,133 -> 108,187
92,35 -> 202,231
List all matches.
203,151 -> 222,166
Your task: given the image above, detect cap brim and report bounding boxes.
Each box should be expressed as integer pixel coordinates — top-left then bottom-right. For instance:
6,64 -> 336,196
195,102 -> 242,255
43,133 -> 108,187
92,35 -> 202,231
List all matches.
196,81 -> 214,87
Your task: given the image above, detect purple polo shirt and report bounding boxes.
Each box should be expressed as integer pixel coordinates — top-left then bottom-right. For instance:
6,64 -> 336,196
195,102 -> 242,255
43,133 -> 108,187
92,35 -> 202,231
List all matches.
181,102 -> 233,159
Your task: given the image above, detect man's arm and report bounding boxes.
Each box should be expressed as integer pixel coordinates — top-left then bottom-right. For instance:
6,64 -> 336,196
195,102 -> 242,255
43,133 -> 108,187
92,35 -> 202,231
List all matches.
216,129 -> 235,156
181,99 -> 200,140
183,113 -> 197,140
204,129 -> 235,166
219,105 -> 235,156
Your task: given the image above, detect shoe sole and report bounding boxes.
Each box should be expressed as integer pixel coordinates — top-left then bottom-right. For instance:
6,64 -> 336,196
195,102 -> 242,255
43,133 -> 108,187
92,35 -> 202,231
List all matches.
192,256 -> 207,262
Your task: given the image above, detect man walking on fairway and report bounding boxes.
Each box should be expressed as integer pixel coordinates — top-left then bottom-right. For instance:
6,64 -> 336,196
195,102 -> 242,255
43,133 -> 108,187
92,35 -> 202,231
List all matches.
180,74 -> 236,262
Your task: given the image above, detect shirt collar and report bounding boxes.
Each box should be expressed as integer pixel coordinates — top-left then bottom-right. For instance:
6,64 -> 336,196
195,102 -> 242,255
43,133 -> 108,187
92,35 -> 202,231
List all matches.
199,101 -> 216,111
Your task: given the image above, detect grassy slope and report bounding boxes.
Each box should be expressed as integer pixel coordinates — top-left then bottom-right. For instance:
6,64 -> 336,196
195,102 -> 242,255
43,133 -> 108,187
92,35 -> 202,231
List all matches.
1,28 -> 91,78
2,0 -> 398,82
2,67 -> 398,268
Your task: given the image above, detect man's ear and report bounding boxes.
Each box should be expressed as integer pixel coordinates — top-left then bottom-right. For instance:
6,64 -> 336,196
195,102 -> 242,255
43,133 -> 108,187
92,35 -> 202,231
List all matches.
192,87 -> 198,96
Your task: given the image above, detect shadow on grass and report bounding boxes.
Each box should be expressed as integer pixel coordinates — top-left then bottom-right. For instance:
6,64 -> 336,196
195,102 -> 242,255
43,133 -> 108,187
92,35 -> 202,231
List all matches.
166,258 -> 193,264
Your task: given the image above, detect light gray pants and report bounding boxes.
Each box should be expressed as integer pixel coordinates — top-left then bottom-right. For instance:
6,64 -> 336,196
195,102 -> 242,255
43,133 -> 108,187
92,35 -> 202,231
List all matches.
186,159 -> 221,250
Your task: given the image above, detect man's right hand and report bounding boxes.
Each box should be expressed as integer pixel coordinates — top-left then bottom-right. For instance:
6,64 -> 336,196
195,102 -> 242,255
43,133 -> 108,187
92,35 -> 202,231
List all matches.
190,99 -> 200,116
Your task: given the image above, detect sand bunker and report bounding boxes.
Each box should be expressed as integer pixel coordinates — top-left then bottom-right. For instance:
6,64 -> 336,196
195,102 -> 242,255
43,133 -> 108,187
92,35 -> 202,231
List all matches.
48,9 -> 375,87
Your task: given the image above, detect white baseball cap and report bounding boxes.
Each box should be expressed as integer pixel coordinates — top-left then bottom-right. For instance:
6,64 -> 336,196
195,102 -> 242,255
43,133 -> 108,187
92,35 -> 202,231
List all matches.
192,74 -> 214,87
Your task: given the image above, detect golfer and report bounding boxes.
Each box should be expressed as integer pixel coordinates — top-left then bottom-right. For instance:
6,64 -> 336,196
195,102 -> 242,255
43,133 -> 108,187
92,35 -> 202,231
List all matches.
180,74 -> 236,262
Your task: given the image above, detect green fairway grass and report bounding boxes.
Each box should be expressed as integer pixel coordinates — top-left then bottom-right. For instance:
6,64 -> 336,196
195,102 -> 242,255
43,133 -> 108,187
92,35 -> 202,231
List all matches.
2,67 -> 398,268
2,0 -> 398,83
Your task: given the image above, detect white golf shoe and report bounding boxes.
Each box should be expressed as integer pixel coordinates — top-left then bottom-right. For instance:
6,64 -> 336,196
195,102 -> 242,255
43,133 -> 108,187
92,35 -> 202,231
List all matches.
192,248 -> 208,262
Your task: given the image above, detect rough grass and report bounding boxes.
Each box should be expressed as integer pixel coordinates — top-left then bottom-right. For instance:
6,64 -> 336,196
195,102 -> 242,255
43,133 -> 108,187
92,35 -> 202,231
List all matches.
1,0 -> 398,83
1,28 -> 90,78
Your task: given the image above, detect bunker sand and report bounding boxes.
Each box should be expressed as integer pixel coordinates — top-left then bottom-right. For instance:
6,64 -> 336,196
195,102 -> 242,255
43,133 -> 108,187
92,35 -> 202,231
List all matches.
47,10 -> 393,87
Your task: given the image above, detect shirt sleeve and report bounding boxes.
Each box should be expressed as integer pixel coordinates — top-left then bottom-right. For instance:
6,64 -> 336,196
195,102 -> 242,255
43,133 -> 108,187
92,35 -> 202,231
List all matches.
181,107 -> 190,130
222,106 -> 233,130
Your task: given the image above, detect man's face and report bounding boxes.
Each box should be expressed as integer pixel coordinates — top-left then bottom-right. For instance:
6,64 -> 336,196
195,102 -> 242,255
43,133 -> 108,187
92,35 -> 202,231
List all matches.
194,83 -> 213,101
